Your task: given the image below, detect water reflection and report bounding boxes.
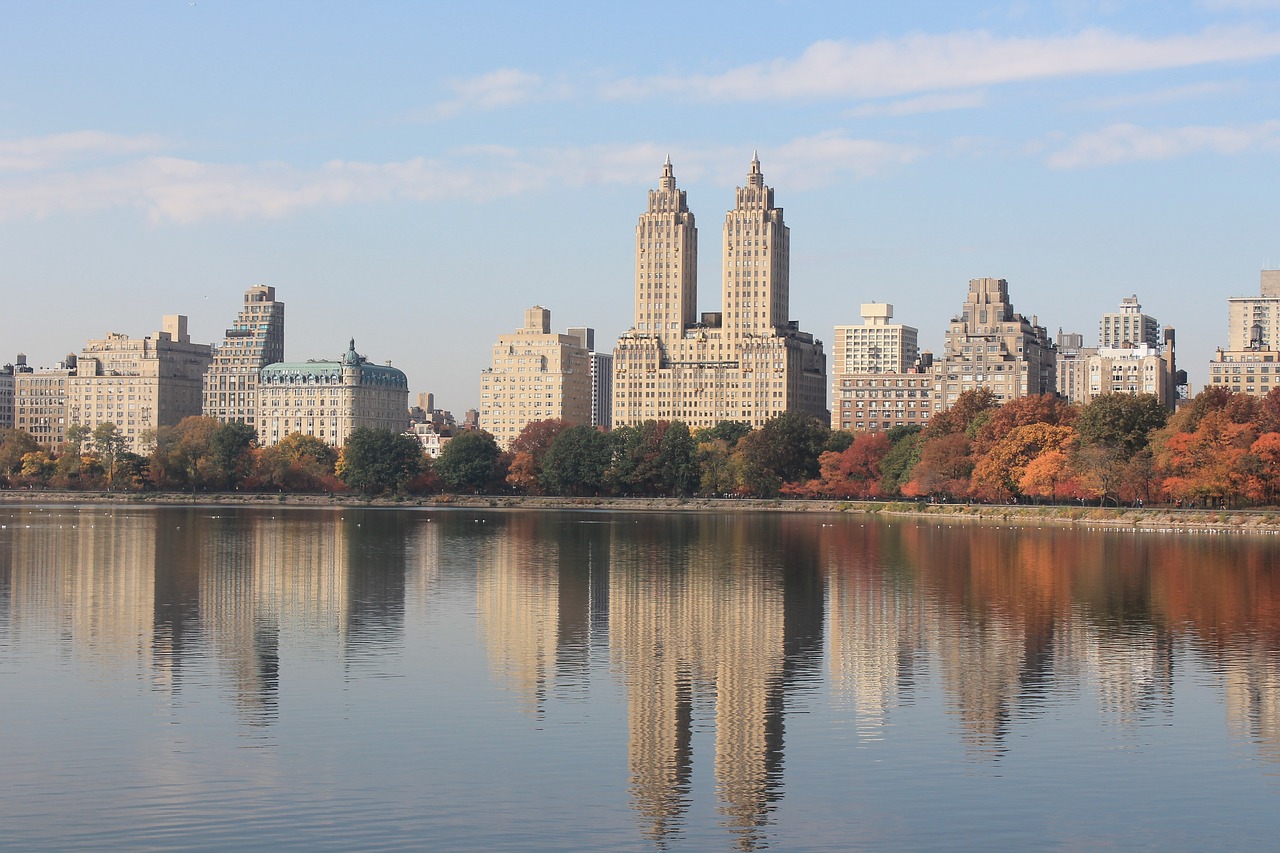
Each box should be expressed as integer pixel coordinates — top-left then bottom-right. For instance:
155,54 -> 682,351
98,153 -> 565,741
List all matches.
1,506 -> 1278,851
820,522 -> 1280,762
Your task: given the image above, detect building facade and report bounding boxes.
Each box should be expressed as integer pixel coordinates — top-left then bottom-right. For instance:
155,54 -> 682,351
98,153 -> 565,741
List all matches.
933,278 -> 1056,411
256,340 -> 409,448
15,367 -> 71,447
1227,270 -> 1280,351
479,307 -> 593,450
567,326 -> 614,430
1099,296 -> 1160,349
203,285 -> 285,426
68,315 -> 213,451
1208,348 -> 1280,396
830,303 -> 935,431
612,156 -> 827,429
0,362 -> 14,430
833,303 -> 919,376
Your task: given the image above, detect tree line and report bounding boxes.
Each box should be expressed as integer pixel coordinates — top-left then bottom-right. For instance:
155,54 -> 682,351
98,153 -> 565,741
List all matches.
2,386 -> 1279,507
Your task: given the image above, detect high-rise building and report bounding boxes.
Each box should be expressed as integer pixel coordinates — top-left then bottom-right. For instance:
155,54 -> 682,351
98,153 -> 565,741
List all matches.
68,315 -> 214,451
830,304 -> 935,432
567,326 -> 614,430
934,277 -> 1056,410
1099,296 -> 1160,349
0,361 -> 14,430
14,367 -> 70,447
479,306 -> 593,449
256,339 -> 408,447
203,285 -> 285,426
832,303 -> 918,375
1227,270 -> 1280,351
613,156 -> 826,429
1209,271 -> 1280,397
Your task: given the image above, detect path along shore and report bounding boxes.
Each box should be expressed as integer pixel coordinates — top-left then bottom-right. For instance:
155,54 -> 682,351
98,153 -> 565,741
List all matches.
3,490 -> 1280,534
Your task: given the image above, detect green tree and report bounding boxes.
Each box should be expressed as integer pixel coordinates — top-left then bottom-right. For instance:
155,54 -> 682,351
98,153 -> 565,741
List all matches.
1074,393 -> 1167,453
879,426 -> 923,496
692,420 -> 751,448
729,411 -> 829,495
655,421 -> 697,497
337,427 -> 424,495
540,425 -> 615,496
210,421 -> 258,489
434,429 -> 504,493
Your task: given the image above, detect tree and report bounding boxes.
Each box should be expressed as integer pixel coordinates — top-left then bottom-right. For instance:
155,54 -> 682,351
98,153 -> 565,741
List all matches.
972,394 -> 1075,456
505,419 -> 571,494
209,421 -> 258,489
904,432 -> 974,499
540,425 -> 615,496
730,411 -> 829,495
971,423 -> 1077,502
692,421 -> 751,448
251,432 -> 340,492
1156,409 -> 1255,507
92,422 -> 129,490
789,431 -> 889,498
434,429 -> 504,493
0,428 -> 41,483
923,388 -> 998,439
655,421 -> 697,497
149,417 -> 220,490
1074,394 -> 1167,453
879,426 -> 923,496
337,428 -> 425,495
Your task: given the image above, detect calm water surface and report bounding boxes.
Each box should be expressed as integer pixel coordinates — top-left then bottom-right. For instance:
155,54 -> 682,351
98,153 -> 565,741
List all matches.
1,504 -> 1278,851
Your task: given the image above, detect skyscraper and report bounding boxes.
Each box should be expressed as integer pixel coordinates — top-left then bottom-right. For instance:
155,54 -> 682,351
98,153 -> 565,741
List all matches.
203,285 -> 285,426
613,156 -> 826,429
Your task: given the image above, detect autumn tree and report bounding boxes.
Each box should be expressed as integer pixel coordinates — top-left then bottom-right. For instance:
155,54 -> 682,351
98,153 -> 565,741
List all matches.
1157,409 -> 1256,507
971,423 -> 1077,502
903,432 -> 974,499
789,431 -> 890,498
972,394 -> 1076,456
505,419 -> 570,494
0,428 -> 40,484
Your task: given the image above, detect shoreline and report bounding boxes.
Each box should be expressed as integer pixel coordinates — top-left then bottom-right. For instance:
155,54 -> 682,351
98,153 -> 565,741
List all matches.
3,490 -> 1279,534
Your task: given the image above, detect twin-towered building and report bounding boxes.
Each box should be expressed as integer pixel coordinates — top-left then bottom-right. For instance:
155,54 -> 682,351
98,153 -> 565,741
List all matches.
612,156 -> 827,429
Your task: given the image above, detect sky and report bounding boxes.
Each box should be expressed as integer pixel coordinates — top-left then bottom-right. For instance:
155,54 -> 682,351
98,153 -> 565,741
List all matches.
3,0 -> 1279,413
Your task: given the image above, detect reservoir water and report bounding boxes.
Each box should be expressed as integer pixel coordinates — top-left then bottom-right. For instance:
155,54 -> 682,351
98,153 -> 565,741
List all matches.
1,503 -> 1278,851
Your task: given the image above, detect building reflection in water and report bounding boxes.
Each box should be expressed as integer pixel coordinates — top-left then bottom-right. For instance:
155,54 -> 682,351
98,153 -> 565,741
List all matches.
608,514 -> 823,851
0,505 -> 420,729
2,505 -> 1279,845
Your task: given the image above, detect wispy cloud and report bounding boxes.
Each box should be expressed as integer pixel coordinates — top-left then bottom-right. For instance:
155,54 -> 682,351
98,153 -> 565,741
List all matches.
0,133 -> 924,224
0,131 -> 167,172
415,68 -> 572,120
847,90 -> 988,118
1082,80 -> 1245,110
601,27 -> 1280,102
1046,120 -> 1280,168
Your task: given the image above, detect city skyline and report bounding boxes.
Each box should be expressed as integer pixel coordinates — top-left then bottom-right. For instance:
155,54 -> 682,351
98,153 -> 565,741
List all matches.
3,2 -> 1280,409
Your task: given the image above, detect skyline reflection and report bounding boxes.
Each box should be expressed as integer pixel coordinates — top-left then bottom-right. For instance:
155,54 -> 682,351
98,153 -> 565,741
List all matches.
1,505 -> 1278,849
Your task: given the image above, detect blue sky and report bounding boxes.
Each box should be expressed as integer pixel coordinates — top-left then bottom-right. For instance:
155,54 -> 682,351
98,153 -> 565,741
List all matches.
3,1 -> 1279,411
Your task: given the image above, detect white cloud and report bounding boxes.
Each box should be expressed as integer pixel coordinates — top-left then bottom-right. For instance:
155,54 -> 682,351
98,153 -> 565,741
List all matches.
1082,80 -> 1244,110
1046,120 -> 1280,168
847,91 -> 988,118
0,131 -> 167,172
601,27 -> 1280,102
0,134 -> 925,223
417,68 -> 571,120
